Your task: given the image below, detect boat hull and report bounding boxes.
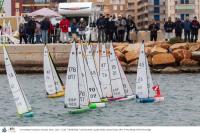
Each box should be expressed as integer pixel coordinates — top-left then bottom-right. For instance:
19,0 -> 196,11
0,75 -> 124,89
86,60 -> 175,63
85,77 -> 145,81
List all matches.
20,111 -> 34,117
89,103 -> 106,109
69,107 -> 90,114
136,98 -> 155,103
154,96 -> 165,102
101,98 -> 108,103
118,95 -> 135,101
47,91 -> 64,98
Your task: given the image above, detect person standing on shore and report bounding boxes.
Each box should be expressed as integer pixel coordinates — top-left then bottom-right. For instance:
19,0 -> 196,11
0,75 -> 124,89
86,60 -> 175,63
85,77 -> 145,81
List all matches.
126,15 -> 137,43
27,17 -> 36,44
35,21 -> 41,43
19,23 -> 27,44
164,17 -> 175,41
96,14 -> 106,42
60,16 -> 70,43
183,17 -> 191,42
174,18 -> 183,40
40,17 -> 50,44
115,15 -> 126,42
191,16 -> 200,43
148,20 -> 160,42
78,18 -> 87,42
70,18 -> 78,42
104,14 -> 110,42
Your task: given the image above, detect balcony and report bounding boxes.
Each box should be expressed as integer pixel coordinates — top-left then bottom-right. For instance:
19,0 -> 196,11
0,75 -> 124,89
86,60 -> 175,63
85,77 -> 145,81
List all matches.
175,4 -> 195,10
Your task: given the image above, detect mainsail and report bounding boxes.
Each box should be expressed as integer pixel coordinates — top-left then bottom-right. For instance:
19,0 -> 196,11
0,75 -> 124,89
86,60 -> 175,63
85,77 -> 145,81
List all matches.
3,45 -> 32,115
99,44 -> 112,98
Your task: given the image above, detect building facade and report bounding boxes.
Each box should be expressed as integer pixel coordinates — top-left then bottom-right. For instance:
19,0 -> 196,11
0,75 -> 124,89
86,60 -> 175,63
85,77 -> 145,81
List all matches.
166,0 -> 200,21
137,0 -> 166,30
2,0 -> 12,16
11,0 -> 70,16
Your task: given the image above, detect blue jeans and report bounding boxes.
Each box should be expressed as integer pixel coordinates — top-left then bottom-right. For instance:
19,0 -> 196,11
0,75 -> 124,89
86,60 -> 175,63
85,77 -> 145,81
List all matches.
36,34 -> 41,43
42,30 -> 48,44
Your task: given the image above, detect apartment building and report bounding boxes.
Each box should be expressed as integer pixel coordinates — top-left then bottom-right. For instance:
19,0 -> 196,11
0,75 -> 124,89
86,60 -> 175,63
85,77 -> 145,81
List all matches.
137,0 -> 166,30
166,0 -> 200,21
11,0 -> 69,16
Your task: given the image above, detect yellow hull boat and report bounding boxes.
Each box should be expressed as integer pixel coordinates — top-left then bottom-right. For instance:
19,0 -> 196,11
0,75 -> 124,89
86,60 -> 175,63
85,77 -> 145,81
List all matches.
47,90 -> 65,98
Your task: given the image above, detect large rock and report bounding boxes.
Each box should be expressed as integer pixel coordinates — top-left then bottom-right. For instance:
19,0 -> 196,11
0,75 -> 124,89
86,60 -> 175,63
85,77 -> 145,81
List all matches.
114,45 -> 128,52
124,51 -> 138,62
122,45 -> 135,53
170,43 -> 189,51
191,51 -> 200,61
172,49 -> 192,62
189,44 -> 200,52
150,46 -> 168,56
180,59 -> 198,66
161,67 -> 180,73
115,50 -> 125,62
128,60 -> 138,66
157,42 -> 171,49
152,53 -> 175,65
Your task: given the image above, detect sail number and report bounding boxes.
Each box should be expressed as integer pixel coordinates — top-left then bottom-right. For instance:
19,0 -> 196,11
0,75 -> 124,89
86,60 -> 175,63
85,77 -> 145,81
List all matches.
68,75 -> 76,79
68,67 -> 77,72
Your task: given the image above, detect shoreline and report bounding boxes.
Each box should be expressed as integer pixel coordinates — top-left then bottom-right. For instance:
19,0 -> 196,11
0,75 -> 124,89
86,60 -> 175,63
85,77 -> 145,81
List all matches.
0,43 -> 200,74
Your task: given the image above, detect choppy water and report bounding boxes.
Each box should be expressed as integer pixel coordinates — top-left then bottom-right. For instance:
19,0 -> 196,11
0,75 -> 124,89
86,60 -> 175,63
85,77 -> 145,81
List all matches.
0,74 -> 200,126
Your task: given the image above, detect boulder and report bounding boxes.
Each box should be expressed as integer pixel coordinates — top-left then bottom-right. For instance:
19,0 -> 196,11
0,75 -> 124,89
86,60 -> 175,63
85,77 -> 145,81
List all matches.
172,49 -> 192,62
170,43 -> 189,51
189,44 -> 200,52
158,42 -> 171,49
124,51 -> 138,62
147,56 -> 152,65
145,41 -> 155,47
180,59 -> 198,66
152,53 -> 175,65
119,61 -> 127,67
114,45 -> 128,52
145,47 -> 152,55
161,67 -> 180,73
122,45 -> 135,53
150,46 -> 168,56
128,60 -> 138,66
191,51 -> 200,61
115,50 -> 125,62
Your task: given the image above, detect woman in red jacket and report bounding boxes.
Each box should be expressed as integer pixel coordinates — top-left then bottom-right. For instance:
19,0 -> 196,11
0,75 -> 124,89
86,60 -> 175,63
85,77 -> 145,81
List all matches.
60,17 -> 70,43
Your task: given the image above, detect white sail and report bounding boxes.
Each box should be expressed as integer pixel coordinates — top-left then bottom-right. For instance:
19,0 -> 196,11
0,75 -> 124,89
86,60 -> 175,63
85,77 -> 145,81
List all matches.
99,44 -> 112,98
109,43 -> 125,98
3,46 -> 31,115
146,57 -> 154,98
77,45 -> 88,99
65,42 -> 80,108
77,59 -> 89,108
44,46 -> 57,95
86,46 -> 103,98
136,43 -> 149,98
48,49 -> 63,92
84,61 -> 101,103
94,44 -> 100,75
117,59 -> 134,96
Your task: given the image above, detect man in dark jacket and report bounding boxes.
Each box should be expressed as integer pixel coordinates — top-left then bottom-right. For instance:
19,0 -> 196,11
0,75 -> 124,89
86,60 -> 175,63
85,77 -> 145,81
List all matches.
164,17 -> 175,41
96,14 -> 106,42
191,16 -> 200,42
174,18 -> 183,39
41,17 -> 50,44
183,17 -> 191,42
126,15 -> 137,43
104,14 -> 110,42
149,20 -> 160,41
27,17 -> 36,44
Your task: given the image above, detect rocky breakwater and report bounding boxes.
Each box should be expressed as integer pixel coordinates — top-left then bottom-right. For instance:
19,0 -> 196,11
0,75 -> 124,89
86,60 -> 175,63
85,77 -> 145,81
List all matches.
114,41 -> 200,73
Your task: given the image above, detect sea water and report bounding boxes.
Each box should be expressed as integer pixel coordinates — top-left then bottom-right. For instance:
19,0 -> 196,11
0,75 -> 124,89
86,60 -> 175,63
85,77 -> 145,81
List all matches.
0,74 -> 200,126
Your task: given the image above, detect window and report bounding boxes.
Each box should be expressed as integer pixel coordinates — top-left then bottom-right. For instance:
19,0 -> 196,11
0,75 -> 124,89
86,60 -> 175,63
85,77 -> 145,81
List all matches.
154,15 -> 160,21
154,0 -> 160,5
180,0 -> 189,4
154,7 -> 160,13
